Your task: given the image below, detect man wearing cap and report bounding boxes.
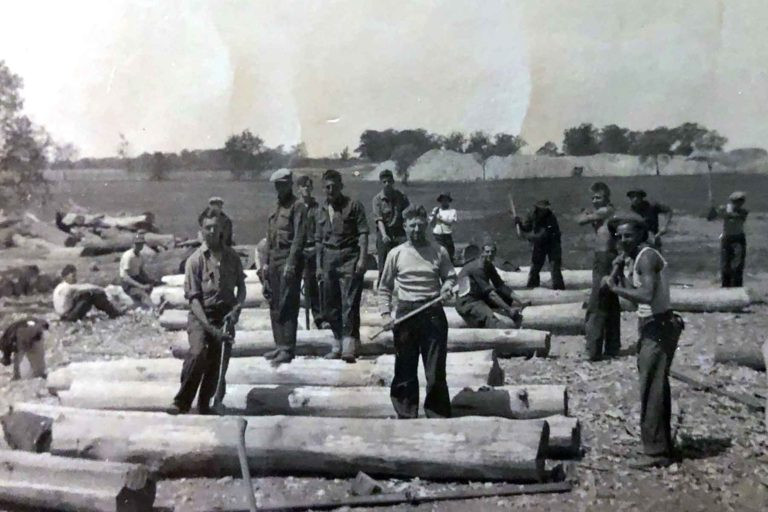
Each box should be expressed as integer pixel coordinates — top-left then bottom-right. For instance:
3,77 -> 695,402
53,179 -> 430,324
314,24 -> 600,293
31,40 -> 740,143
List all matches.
627,189 -> 672,249
379,204 -> 457,418
429,193 -> 457,262
576,182 -> 621,361
316,169 -> 369,362
709,191 -> 749,287
296,175 -> 325,328
513,199 -> 565,290
455,238 -> 524,328
119,232 -> 158,308
198,197 -> 234,246
262,169 -> 308,366
372,169 -> 410,284
167,211 -> 246,415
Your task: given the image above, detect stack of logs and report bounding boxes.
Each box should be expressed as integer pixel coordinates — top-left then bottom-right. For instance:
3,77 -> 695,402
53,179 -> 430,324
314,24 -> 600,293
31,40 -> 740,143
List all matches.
0,265 -> 59,299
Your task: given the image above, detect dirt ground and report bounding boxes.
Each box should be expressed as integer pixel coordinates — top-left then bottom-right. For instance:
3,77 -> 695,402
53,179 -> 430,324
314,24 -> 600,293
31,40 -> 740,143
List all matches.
1,176 -> 768,511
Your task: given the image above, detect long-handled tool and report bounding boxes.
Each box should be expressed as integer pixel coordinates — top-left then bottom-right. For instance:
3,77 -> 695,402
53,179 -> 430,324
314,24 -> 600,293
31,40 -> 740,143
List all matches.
234,417 -> 258,512
370,287 -> 455,340
508,193 -> 522,237
213,314 -> 236,413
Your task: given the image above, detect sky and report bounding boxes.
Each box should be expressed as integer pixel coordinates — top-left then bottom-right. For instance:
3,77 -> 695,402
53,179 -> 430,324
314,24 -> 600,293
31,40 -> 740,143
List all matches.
1,0 -> 767,158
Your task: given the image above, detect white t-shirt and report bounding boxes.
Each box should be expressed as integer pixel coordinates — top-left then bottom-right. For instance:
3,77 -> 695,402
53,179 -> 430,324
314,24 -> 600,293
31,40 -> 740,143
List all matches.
52,282 -> 101,316
119,249 -> 144,280
430,208 -> 457,235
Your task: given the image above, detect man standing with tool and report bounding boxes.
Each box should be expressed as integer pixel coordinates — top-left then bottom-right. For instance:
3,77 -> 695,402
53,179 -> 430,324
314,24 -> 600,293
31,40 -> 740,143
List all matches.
576,182 -> 621,361
166,212 -> 246,415
372,169 -> 410,285
296,175 -> 325,328
455,239 -> 524,328
262,169 -> 307,366
602,217 -> 683,468
316,169 -> 369,363
627,189 -> 672,249
513,199 -> 565,289
379,205 -> 457,419
709,191 -> 749,288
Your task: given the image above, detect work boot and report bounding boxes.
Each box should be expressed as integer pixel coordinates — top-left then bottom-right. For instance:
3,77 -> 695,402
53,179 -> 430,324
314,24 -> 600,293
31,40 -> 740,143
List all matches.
263,348 -> 281,360
628,454 -> 675,469
341,336 -> 358,364
325,336 -> 342,359
270,350 -> 294,367
197,403 -> 214,415
165,403 -> 188,415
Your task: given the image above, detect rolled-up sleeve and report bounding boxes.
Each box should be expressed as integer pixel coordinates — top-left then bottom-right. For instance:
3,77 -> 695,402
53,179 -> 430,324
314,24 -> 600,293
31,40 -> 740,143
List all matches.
184,253 -> 203,302
371,195 -> 383,223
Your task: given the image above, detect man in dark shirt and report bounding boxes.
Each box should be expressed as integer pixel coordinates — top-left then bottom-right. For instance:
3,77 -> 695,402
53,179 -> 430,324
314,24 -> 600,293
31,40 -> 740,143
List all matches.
455,239 -> 524,328
709,191 -> 749,287
372,169 -> 410,285
316,169 -> 369,362
296,175 -> 324,328
627,189 -> 672,249
262,169 -> 307,366
167,212 -> 246,415
514,199 -> 565,289
197,197 -> 234,246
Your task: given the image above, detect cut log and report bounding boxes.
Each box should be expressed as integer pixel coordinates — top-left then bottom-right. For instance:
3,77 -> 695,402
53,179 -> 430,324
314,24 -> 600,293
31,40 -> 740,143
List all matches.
0,449 -> 156,512
169,327 -> 550,358
496,269 -> 592,290
58,211 -> 156,232
0,411 -> 52,452
150,283 -> 265,308
59,381 -> 566,420
513,288 -> 588,306
80,232 -> 175,256
162,268 -> 261,286
669,287 -> 752,312
47,352 -> 503,392
17,213 -> 77,247
714,345 -> 765,371
13,404 -> 548,481
520,303 -> 585,335
159,308 -> 308,331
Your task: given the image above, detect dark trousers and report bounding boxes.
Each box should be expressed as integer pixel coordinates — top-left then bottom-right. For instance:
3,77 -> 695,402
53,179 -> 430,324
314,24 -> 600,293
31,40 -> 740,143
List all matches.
321,247 -> 365,355
267,258 -> 303,355
455,295 -> 507,328
585,251 -> 621,360
637,312 -> 681,455
174,312 -> 224,412
302,253 -> 323,327
721,234 -> 746,288
391,302 -> 451,419
376,234 -> 406,285
528,240 -> 565,290
61,289 -> 121,321
433,234 -> 455,263
121,273 -> 153,307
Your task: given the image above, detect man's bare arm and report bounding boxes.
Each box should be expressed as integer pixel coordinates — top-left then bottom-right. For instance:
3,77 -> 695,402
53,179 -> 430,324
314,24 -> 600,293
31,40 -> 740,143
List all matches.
609,252 -> 657,304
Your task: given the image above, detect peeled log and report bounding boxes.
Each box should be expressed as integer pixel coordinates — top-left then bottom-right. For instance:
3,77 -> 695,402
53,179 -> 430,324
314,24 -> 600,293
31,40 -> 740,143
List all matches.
714,345 -> 765,372
163,269 -> 261,286
496,269 -> 593,290
150,283 -> 265,308
17,214 -> 77,247
520,303 -> 585,335
669,287 -> 752,312
159,308 -> 308,331
47,353 -> 503,392
80,232 -> 175,256
170,327 -> 550,358
13,404 -> 548,481
0,448 -> 155,512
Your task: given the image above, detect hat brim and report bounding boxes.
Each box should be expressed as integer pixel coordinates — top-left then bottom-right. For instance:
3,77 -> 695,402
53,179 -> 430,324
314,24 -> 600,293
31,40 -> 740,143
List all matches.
436,194 -> 452,202
626,190 -> 646,198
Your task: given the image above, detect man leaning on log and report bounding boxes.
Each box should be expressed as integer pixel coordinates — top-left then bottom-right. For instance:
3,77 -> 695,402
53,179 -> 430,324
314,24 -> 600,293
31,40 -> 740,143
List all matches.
166,211 -> 246,415
262,169 -> 307,367
603,217 -> 684,468
379,204 -> 457,418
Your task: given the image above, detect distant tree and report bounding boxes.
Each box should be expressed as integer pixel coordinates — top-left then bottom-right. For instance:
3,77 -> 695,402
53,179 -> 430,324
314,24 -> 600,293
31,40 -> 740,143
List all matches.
466,131 -> 492,158
390,143 -> 421,185
442,131 -> 466,152
599,124 -> 631,154
53,142 -> 79,167
116,133 -> 131,159
340,146 -> 350,161
694,130 -> 727,152
0,60 -> 52,207
489,133 -> 526,157
149,152 -> 170,181
355,129 -> 397,162
633,126 -> 676,175
562,123 -> 600,156
536,141 -> 561,156
224,129 -> 264,171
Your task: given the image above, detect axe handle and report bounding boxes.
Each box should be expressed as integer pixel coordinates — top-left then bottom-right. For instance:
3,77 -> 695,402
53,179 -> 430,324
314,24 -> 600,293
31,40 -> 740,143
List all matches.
234,418 -> 258,512
508,194 -> 522,237
371,288 -> 454,340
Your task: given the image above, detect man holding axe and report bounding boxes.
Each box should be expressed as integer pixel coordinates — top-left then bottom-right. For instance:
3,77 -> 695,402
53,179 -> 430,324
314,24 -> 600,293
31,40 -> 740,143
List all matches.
512,199 -> 565,290
167,212 -> 246,415
378,205 -> 457,419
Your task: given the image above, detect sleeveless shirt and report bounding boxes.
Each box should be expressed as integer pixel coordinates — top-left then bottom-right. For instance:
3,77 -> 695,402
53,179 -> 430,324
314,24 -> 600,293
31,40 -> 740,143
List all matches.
631,246 -> 671,318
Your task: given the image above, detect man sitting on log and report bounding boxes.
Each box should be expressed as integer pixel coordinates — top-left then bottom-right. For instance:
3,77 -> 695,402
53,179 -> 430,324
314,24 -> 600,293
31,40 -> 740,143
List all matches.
455,240 -> 524,328
603,217 -> 684,468
119,232 -> 159,308
198,196 -> 234,246
166,212 -> 246,415
379,204 -> 457,418
1,317 -> 49,380
52,265 -> 123,322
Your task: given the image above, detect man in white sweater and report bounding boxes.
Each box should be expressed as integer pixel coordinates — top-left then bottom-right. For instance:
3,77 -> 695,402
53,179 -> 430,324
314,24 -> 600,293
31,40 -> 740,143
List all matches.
379,204 -> 457,419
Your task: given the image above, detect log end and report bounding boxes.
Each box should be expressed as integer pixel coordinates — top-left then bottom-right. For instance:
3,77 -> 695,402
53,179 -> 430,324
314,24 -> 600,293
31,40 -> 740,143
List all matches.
0,411 -> 52,453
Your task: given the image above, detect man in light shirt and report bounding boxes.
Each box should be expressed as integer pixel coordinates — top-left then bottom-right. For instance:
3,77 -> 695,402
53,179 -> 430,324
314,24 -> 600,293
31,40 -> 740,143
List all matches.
53,265 -> 123,321
429,193 -> 457,262
119,232 -> 157,308
379,204 -> 457,419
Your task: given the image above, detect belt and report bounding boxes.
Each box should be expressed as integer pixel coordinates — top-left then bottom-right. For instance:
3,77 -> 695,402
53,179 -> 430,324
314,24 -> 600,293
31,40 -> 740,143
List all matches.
396,296 -> 442,313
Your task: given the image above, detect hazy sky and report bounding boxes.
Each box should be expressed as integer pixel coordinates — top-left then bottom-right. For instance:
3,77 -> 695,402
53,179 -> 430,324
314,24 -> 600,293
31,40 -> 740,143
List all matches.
1,0 -> 766,157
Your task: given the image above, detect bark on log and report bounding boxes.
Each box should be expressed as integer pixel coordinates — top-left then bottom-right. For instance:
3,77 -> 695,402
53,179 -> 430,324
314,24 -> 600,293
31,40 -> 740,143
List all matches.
47,352 -> 503,392
0,449 -> 156,512
59,381 -> 566,419
12,404 -> 548,481
150,283 -> 265,308
169,327 -> 550,358
714,345 -> 765,372
59,212 -> 156,232
0,411 -> 52,452
80,231 -> 175,256
17,214 -> 77,247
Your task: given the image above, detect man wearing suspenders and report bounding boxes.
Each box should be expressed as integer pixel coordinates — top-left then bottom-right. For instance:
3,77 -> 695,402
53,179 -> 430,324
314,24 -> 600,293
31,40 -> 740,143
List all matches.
603,218 -> 684,468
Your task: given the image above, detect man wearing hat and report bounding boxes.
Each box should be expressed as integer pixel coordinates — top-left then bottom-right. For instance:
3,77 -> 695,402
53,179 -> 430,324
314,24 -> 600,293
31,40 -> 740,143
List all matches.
119,232 -> 158,308
372,169 -> 410,285
513,199 -> 565,290
262,168 -> 308,366
316,169 -> 369,362
709,191 -> 749,287
198,196 -> 234,247
627,189 -> 672,249
296,175 -> 325,328
455,237 -> 524,328
429,193 -> 457,262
